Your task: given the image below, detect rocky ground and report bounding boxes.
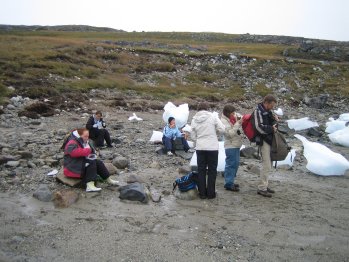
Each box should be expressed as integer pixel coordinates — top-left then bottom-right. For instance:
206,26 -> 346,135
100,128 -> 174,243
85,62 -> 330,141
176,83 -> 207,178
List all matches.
0,93 -> 348,262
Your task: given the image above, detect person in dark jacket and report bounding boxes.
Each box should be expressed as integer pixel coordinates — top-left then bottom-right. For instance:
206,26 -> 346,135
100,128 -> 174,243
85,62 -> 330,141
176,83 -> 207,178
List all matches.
253,94 -> 279,198
63,128 -> 118,192
86,111 -> 112,148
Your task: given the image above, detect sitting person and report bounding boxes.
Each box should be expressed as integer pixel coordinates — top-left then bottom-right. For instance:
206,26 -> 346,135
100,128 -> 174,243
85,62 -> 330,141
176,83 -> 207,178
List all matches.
86,111 -> 112,148
63,128 -> 118,192
163,117 -> 190,156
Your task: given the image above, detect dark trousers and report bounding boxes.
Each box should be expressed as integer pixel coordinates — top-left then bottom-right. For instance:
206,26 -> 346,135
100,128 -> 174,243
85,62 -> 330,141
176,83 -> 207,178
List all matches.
83,159 -> 110,184
91,129 -> 112,147
196,150 -> 219,198
162,136 -> 190,153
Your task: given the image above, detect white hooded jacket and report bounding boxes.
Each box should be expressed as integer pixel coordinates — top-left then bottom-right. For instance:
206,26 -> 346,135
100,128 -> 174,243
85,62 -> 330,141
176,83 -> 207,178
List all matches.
190,111 -> 225,151
220,115 -> 243,149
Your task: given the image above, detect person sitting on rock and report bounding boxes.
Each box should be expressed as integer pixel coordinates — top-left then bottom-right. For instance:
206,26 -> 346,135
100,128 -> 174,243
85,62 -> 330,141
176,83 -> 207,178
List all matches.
163,117 -> 190,156
86,111 -> 112,148
63,128 -> 118,192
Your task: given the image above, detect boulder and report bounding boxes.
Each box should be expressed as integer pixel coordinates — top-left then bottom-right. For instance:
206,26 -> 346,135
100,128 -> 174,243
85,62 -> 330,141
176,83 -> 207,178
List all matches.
33,184 -> 52,202
119,182 -> 148,203
240,147 -> 259,159
304,95 -> 329,109
53,190 -> 79,208
307,127 -> 323,137
104,162 -> 118,175
56,171 -> 82,187
112,156 -> 129,169
174,189 -> 199,200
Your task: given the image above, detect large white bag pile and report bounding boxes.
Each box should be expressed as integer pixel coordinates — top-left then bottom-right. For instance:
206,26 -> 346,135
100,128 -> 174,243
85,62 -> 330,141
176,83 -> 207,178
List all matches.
287,117 -> 318,131
328,127 -> 349,147
162,102 -> 189,129
295,134 -> 349,176
149,131 -> 163,143
190,141 -> 226,172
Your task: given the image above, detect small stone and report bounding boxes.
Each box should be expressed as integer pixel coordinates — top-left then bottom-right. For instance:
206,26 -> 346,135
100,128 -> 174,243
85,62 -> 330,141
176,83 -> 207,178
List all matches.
33,184 -> 52,202
17,151 -> 33,159
5,161 -> 20,168
53,190 -> 79,208
149,161 -> 161,169
104,163 -> 118,175
112,156 -> 129,169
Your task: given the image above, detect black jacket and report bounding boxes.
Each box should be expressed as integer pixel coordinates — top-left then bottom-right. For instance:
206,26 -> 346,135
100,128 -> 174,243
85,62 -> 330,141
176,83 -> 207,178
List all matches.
252,103 -> 276,145
86,115 -> 106,139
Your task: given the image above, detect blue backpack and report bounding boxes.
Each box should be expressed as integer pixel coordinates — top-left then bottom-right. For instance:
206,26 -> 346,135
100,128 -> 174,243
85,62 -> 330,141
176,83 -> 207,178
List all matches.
173,172 -> 198,192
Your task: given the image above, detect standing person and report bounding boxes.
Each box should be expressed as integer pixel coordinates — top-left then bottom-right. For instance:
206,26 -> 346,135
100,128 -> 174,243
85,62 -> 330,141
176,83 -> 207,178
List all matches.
191,110 -> 225,199
86,111 -> 112,148
63,128 -> 118,192
221,105 -> 243,192
253,94 -> 279,197
163,117 -> 190,156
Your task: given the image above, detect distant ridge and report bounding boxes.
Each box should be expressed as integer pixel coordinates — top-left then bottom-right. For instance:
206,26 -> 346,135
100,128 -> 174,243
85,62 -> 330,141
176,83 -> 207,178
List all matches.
0,24 -> 125,32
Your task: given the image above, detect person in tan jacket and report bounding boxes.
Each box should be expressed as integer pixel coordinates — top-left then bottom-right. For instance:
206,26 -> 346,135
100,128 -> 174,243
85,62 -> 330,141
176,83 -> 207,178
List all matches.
191,110 -> 225,199
221,105 -> 243,192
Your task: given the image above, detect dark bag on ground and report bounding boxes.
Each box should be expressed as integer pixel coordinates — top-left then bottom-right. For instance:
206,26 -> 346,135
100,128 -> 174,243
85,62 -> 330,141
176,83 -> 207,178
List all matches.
271,131 -> 291,162
173,172 -> 198,192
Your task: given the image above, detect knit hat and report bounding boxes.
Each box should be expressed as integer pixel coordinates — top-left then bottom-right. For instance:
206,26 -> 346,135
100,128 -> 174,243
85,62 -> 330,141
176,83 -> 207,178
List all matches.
168,117 -> 175,124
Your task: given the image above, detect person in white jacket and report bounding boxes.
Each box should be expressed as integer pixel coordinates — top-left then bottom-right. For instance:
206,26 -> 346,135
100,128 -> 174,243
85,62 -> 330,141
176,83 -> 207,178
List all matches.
221,105 -> 243,192
191,110 -> 225,199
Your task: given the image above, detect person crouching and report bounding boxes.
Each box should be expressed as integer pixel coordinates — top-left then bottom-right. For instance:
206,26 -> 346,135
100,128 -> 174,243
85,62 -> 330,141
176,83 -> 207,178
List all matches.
63,128 -> 118,192
163,117 -> 190,156
86,111 -> 112,148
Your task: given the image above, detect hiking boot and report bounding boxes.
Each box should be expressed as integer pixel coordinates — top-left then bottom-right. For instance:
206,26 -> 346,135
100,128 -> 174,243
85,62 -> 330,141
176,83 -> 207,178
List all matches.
106,177 -> 119,186
225,185 -> 240,192
86,182 -> 102,192
257,190 -> 272,198
167,151 -> 173,156
234,183 -> 240,188
267,188 -> 275,194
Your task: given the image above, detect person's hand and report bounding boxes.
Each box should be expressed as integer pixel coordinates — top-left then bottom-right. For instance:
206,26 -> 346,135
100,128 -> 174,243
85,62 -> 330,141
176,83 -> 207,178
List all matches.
274,114 -> 280,122
93,124 -> 98,128
272,124 -> 277,133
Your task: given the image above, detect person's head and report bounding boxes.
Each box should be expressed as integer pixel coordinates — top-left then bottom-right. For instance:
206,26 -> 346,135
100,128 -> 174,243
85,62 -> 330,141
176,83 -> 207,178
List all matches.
168,117 -> 175,126
95,111 -> 102,120
77,128 -> 89,142
223,104 -> 236,118
262,94 -> 277,111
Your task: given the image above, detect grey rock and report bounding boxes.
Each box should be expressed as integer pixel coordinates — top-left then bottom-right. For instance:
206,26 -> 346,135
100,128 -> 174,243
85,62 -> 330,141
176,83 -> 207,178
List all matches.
0,155 -> 19,165
307,127 -> 323,137
240,147 -> 259,159
17,151 -> 33,159
6,104 -> 16,110
104,162 -> 118,175
33,184 -> 52,202
5,161 -> 20,168
304,95 -> 329,109
112,156 -> 129,169
119,182 -> 148,203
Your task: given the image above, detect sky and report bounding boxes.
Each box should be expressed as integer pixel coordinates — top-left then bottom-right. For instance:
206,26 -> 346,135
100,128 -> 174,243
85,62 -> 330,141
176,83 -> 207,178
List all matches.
0,0 -> 348,41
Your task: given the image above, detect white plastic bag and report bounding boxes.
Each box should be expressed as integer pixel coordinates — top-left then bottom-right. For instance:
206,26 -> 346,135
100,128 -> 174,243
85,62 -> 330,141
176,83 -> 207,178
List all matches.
287,117 -> 318,131
295,134 -> 349,176
149,131 -> 163,143
190,141 -> 226,172
128,113 -> 143,121
274,108 -> 284,116
162,102 -> 189,129
328,127 -> 349,147
182,124 -> 192,133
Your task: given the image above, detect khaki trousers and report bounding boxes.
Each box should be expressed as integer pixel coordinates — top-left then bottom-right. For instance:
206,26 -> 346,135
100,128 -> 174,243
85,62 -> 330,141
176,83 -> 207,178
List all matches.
258,142 -> 271,191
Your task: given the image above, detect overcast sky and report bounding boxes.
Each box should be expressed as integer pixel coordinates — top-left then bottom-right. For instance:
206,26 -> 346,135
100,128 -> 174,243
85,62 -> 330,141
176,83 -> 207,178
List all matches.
1,0 -> 348,41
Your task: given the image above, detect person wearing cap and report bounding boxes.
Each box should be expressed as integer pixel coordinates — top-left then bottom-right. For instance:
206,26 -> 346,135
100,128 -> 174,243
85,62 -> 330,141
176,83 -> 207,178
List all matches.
63,128 -> 118,192
86,111 -> 113,148
163,117 -> 190,156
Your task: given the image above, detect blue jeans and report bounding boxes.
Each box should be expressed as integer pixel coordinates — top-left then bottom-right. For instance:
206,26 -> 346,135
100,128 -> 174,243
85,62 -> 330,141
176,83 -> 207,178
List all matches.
162,136 -> 190,152
224,148 -> 240,188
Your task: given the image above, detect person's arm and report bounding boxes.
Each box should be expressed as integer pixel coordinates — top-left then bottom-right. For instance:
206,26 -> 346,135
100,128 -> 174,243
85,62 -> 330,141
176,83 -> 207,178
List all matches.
175,127 -> 184,138
253,110 -> 273,135
190,120 -> 197,142
65,142 -> 91,158
215,117 -> 225,134
86,116 -> 96,130
227,121 -> 242,137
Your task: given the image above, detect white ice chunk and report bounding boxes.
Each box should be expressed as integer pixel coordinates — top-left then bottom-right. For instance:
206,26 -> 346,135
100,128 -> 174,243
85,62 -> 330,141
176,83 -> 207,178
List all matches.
47,169 -> 58,177
182,124 -> 192,133
162,102 -> 189,129
325,118 -> 347,133
190,141 -> 226,172
287,117 -> 318,131
295,134 -> 349,176
329,127 -> 349,147
149,131 -> 163,143
274,108 -> 284,116
339,113 -> 349,121
128,113 -> 143,121
273,149 -> 296,167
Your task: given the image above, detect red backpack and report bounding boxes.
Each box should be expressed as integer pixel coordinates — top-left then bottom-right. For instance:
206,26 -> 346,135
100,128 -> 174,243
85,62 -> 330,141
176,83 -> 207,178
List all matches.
242,113 -> 256,142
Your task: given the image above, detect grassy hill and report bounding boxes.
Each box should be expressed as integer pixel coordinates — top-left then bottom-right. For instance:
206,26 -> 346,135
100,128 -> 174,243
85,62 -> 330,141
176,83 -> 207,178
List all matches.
0,28 -> 348,105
